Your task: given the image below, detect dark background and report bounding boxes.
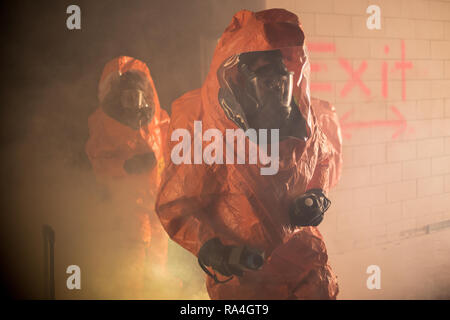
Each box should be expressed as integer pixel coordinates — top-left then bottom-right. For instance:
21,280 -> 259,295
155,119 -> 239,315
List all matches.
0,0 -> 264,298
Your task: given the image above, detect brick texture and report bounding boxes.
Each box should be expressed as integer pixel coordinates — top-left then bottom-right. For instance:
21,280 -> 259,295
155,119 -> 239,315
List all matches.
266,0 -> 450,299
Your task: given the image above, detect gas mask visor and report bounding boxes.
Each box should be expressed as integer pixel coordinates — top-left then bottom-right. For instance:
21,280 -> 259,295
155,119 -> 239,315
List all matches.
217,47 -> 308,122
121,89 -> 148,112
238,58 -> 294,109
120,88 -> 153,129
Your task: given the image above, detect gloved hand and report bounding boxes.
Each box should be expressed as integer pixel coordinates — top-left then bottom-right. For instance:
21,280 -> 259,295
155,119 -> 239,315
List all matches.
123,152 -> 156,174
198,238 -> 264,282
289,189 -> 331,227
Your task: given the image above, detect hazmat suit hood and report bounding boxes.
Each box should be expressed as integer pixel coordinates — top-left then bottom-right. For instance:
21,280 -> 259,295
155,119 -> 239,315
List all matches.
87,56 -> 170,186
97,56 -> 168,162
201,8 -> 312,138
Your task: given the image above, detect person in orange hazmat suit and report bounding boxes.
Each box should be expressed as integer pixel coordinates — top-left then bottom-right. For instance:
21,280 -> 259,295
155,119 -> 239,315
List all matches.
85,56 -> 170,298
155,9 -> 343,300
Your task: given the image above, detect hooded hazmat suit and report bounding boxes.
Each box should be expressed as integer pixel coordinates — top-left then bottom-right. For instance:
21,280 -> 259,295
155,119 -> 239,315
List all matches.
85,56 -> 170,298
156,9 -> 342,300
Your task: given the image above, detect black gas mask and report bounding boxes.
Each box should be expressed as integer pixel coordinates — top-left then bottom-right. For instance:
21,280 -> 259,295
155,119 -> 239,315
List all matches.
238,50 -> 294,120
218,49 -> 297,133
120,88 -> 153,129
102,70 -> 155,130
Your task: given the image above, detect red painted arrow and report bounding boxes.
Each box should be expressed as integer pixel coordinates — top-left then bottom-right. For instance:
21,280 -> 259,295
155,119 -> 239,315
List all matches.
340,106 -> 408,139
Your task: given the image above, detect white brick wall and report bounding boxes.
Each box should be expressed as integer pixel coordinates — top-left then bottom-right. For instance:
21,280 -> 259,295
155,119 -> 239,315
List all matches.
265,0 -> 450,299
266,0 -> 450,262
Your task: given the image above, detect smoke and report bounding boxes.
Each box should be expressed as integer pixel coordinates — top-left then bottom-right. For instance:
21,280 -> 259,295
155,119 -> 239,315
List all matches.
0,0 -> 266,299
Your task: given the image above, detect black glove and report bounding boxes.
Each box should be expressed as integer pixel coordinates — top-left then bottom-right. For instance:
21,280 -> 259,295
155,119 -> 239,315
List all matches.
198,238 -> 264,283
289,189 -> 331,227
123,152 -> 156,175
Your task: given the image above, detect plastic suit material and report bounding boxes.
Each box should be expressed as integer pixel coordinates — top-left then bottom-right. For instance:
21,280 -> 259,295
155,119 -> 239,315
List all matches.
156,9 -> 343,299
85,56 -> 170,298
